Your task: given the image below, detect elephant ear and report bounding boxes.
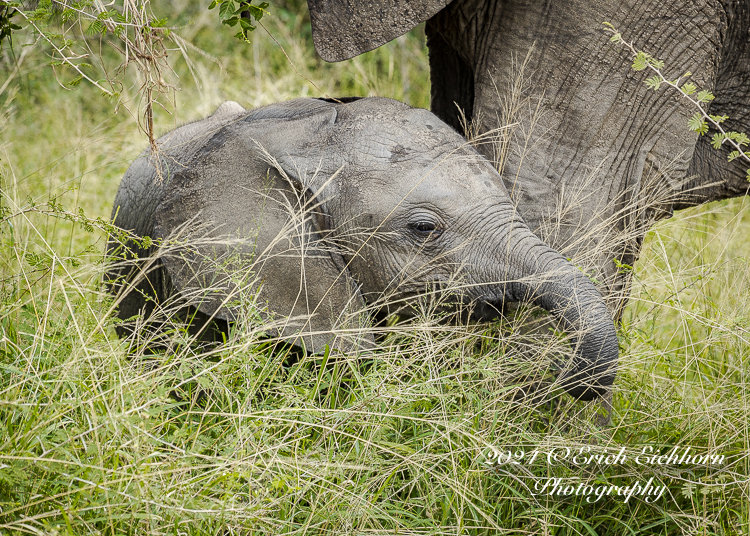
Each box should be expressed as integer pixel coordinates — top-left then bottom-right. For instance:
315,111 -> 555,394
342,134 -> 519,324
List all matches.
308,0 -> 452,62
153,102 -> 373,353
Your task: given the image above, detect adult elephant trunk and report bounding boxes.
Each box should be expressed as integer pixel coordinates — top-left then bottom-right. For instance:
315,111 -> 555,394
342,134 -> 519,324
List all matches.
494,223 -> 618,401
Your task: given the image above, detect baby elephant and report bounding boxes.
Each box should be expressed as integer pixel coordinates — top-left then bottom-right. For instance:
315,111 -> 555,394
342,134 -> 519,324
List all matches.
107,97 -> 617,400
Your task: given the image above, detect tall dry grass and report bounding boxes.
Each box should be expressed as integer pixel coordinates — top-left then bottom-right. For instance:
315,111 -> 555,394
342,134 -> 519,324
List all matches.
0,2 -> 748,534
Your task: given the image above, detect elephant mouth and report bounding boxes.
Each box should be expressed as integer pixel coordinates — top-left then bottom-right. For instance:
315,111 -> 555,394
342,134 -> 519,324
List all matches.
368,281 -> 511,321
370,278 -> 517,322
465,283 -> 524,321
469,299 -> 506,321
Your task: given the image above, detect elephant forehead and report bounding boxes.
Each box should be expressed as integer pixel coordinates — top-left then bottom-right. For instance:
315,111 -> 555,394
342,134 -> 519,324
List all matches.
353,138 -> 435,165
407,152 -> 507,192
357,157 -> 509,207
431,152 -> 501,179
342,112 -> 460,151
350,132 -> 488,172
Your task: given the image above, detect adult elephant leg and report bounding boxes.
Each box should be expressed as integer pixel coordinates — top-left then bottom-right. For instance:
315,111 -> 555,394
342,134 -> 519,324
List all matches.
428,0 -> 727,314
678,7 -> 750,209
425,19 -> 475,135
683,135 -> 750,209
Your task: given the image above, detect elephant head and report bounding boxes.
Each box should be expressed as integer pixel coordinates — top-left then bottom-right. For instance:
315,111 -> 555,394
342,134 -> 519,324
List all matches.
305,0 -> 750,317
109,97 -> 618,400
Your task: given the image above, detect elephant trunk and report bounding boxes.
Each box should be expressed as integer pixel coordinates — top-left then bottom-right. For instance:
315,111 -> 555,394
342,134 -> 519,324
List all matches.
499,227 -> 618,401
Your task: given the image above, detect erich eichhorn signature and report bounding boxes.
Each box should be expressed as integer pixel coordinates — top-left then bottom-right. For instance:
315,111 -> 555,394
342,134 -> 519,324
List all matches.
483,445 -> 726,504
533,477 -> 666,503
483,445 -> 725,467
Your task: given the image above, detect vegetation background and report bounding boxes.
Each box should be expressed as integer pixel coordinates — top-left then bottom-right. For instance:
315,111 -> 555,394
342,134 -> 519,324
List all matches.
1,0 -> 748,534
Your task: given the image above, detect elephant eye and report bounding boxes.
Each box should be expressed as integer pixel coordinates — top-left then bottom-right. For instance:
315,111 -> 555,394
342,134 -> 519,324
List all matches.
411,221 -> 443,239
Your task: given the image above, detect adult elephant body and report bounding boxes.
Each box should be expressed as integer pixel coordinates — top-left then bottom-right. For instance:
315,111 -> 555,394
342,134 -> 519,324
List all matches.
109,97 -> 617,400
308,0 -> 750,315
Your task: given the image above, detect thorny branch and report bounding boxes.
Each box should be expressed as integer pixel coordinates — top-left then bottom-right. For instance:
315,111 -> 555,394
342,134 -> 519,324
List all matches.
14,0 -> 178,151
605,23 -> 750,180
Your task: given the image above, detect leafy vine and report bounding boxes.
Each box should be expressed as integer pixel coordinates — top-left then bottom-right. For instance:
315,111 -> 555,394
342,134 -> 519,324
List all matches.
605,22 -> 750,182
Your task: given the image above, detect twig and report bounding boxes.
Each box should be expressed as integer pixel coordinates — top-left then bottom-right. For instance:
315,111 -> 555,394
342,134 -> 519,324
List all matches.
15,10 -> 113,95
605,23 -> 750,178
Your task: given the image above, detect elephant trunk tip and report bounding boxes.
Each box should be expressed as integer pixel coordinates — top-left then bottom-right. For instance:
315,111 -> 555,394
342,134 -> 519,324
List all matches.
561,370 -> 615,401
517,267 -> 619,401
558,316 -> 619,401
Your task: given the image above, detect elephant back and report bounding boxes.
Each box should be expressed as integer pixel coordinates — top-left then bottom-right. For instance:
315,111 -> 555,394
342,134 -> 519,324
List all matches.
110,101 -> 247,240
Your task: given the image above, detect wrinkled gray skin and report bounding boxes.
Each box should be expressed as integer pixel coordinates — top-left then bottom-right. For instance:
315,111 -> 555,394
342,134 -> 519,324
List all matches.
109,97 -> 617,400
308,0 -> 750,317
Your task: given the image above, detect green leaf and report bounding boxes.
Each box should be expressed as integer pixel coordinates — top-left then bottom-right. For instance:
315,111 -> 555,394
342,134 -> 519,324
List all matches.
219,1 -> 235,20
29,7 -> 53,23
632,51 -> 649,71
650,58 -> 664,69
728,132 -> 750,146
613,258 -> 634,272
67,74 -> 83,87
610,32 -> 621,43
711,133 -> 724,150
645,75 -> 662,90
247,2 -> 269,19
688,112 -> 709,135
696,90 -> 715,103
213,0 -> 268,43
681,82 -> 697,95
85,20 -> 105,35
746,169 -> 750,182
709,114 -> 728,124
728,151 -> 740,162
